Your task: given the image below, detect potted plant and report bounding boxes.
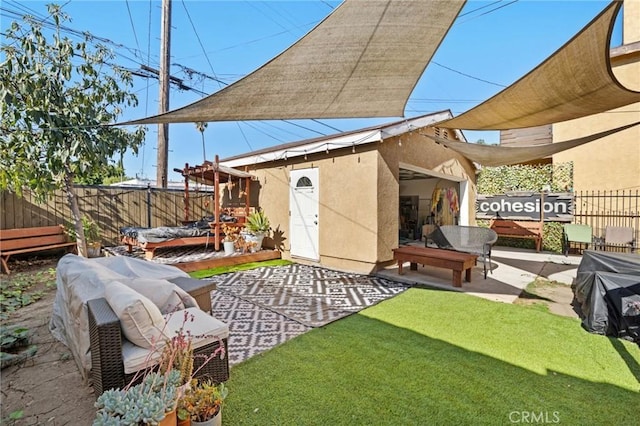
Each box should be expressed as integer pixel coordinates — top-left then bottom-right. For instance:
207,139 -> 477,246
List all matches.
242,210 -> 270,252
178,379 -> 228,426
64,216 -> 102,258
158,317 -> 194,387
83,216 -> 102,258
93,370 -> 182,426
220,223 -> 239,255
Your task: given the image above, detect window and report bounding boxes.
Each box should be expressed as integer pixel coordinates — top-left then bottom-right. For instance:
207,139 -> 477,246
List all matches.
296,176 -> 313,188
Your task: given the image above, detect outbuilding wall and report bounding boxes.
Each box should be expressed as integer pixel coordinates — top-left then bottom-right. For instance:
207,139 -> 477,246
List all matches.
376,128 -> 477,265
247,127 -> 476,274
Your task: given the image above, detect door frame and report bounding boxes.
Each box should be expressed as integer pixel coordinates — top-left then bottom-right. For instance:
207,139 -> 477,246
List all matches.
289,168 -> 320,261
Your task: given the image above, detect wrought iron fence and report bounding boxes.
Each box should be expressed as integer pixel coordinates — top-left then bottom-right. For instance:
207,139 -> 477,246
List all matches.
572,189 -> 639,249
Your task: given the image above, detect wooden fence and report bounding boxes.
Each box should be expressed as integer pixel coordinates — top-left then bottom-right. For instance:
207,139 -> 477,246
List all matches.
2,187 -> 638,250
0,186 -> 214,246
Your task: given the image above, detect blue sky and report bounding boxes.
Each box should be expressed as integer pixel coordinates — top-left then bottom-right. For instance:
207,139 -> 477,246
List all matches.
1,1 -> 622,181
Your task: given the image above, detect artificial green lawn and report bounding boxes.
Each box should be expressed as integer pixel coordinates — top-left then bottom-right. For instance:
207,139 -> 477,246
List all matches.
223,288 -> 639,425
189,259 -> 292,278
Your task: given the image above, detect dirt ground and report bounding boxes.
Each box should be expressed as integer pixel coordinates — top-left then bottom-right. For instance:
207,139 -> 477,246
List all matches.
513,277 -> 580,319
0,257 -> 579,425
1,258 -> 96,425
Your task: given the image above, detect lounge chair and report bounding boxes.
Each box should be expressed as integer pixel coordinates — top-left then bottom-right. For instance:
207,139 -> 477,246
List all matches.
600,226 -> 636,252
562,223 -> 593,255
426,225 -> 498,279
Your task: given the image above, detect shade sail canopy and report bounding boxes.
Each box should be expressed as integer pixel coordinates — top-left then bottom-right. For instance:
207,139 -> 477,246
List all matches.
124,0 -> 465,125
441,1 -> 640,130
421,121 -> 640,167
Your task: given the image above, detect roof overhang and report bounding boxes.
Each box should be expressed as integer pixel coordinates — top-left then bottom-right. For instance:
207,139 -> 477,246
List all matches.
221,111 -> 454,168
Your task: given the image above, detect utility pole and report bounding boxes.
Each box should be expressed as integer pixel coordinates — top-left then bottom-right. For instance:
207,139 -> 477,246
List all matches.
157,0 -> 171,188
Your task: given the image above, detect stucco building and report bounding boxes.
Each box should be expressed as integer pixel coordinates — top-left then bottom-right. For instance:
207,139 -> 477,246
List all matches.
222,111 -> 476,274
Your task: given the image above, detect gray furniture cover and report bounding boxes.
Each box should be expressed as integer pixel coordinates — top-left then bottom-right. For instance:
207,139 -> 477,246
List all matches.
572,250 -> 640,343
426,225 -> 498,278
49,254 -> 198,380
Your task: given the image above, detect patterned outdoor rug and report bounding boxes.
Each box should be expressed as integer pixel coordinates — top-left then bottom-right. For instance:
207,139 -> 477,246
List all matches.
210,292 -> 311,366
104,245 -> 244,265
209,264 -> 410,328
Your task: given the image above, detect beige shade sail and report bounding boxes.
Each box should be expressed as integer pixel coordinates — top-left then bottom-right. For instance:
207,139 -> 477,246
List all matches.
441,1 -> 640,130
123,0 -> 465,125
421,121 -> 640,167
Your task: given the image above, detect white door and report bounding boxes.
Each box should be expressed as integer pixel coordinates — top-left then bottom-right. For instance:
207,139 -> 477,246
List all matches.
290,168 -> 319,261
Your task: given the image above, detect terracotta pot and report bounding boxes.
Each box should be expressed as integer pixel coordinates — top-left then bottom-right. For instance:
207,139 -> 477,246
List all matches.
177,418 -> 191,426
159,408 -> 177,426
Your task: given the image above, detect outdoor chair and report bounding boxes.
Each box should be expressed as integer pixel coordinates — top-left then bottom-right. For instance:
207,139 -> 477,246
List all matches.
426,225 -> 498,279
599,226 -> 636,252
87,297 -> 230,397
562,223 -> 593,256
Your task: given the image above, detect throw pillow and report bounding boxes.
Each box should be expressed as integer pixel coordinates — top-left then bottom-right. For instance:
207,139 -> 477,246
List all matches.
104,281 -> 168,348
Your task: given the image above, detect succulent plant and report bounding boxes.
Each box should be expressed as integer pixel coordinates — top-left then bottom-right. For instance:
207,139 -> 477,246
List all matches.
245,210 -> 270,234
93,370 -> 181,426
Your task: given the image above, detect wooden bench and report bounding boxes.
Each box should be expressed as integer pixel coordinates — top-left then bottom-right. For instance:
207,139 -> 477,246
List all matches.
0,225 -> 77,274
393,246 -> 477,287
490,219 -> 543,252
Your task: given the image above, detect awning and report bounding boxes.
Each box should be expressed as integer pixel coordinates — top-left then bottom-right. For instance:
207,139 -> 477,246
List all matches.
440,1 -> 640,130
122,0 -> 465,125
421,121 -> 640,167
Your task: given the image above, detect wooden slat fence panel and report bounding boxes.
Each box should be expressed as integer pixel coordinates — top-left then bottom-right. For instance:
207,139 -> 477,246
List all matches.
1,186 -> 214,246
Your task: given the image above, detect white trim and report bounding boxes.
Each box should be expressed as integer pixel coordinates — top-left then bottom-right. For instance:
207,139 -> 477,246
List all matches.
398,162 -> 465,183
223,130 -> 381,168
221,111 -> 454,168
458,180 -> 470,226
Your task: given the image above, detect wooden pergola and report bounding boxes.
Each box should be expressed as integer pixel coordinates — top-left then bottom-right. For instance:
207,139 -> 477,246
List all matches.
174,155 -> 254,251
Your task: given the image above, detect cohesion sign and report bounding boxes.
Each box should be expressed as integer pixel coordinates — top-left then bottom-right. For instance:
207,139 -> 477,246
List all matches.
476,193 -> 574,222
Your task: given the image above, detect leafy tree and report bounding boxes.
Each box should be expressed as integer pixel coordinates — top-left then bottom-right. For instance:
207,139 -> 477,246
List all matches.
75,163 -> 129,185
0,4 -> 145,256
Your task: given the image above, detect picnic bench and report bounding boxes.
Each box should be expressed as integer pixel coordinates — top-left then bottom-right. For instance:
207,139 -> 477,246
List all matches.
0,225 -> 77,274
393,246 -> 477,287
490,219 -> 543,252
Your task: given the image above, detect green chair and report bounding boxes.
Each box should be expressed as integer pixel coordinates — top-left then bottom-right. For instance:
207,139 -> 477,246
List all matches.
562,224 -> 593,255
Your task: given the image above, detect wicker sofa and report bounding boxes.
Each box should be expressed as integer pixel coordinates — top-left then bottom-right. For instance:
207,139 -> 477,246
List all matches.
87,296 -> 229,396
49,254 -> 230,397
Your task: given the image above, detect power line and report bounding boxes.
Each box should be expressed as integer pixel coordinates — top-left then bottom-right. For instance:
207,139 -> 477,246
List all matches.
431,61 -> 507,88
180,0 -> 221,89
124,0 -> 142,61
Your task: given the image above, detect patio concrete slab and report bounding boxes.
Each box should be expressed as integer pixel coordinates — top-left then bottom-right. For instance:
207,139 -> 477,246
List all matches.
377,247 -> 581,304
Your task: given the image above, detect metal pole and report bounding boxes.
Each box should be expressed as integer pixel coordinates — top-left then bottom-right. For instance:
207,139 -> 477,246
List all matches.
147,183 -> 152,228
156,0 -> 171,189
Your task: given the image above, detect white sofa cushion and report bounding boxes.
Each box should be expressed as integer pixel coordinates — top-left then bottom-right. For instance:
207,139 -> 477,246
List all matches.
124,277 -> 198,314
104,281 -> 168,349
121,307 -> 229,374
